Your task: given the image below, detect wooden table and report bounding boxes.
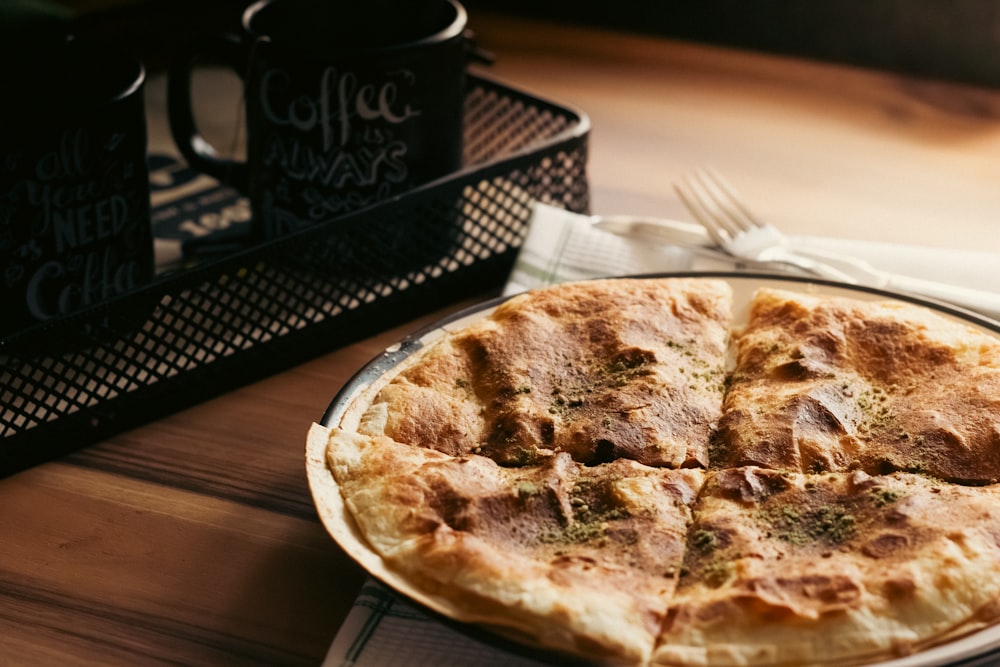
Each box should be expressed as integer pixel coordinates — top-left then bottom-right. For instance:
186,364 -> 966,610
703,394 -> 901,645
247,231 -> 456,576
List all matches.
4,11 -> 1000,666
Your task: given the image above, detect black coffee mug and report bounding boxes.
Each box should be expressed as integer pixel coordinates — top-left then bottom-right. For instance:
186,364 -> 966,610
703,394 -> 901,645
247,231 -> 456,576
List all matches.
168,0 -> 473,245
0,39 -> 153,337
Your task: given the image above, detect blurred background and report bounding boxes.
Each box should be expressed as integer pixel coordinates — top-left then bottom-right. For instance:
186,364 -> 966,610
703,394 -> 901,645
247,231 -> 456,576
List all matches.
4,0 -> 1000,86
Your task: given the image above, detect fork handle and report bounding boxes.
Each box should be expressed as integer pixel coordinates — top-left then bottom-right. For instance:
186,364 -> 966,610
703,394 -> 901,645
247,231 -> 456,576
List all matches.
767,250 -> 1000,321
881,273 -> 1000,322
758,248 -> 864,284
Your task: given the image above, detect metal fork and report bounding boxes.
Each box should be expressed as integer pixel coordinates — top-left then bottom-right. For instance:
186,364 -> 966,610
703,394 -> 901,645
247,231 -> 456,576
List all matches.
674,168 -> 862,283
674,167 -> 1000,321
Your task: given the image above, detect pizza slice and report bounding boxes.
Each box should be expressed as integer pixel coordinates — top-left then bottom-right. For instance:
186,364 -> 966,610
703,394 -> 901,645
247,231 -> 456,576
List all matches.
655,467 -> 1000,666
315,422 -> 706,664
715,287 -> 1000,483
360,278 -> 733,469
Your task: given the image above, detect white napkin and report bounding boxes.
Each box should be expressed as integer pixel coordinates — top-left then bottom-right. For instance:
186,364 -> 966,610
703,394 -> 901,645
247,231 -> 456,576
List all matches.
505,204 -> 1000,298
322,202 -> 1000,667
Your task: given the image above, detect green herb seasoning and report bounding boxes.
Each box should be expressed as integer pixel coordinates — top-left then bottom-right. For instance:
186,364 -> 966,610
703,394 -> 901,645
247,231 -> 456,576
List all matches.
808,459 -> 830,474
502,446 -> 537,466
856,386 -> 895,433
537,517 -> 605,546
760,501 -> 856,546
691,528 -> 717,554
871,487 -> 902,507
702,558 -> 734,588
666,340 -> 725,393
602,348 -> 655,388
535,478 -> 630,545
516,481 -> 539,498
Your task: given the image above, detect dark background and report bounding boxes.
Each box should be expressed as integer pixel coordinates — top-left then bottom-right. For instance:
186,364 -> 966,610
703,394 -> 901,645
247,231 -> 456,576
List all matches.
466,0 -> 1000,88
5,0 -> 1000,87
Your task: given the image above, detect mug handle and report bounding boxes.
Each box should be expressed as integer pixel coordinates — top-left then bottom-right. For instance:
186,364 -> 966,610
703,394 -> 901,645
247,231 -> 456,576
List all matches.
167,33 -> 251,193
463,29 -> 495,66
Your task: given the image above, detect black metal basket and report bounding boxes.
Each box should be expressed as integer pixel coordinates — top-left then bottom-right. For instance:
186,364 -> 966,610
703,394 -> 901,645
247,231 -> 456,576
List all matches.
0,73 -> 591,476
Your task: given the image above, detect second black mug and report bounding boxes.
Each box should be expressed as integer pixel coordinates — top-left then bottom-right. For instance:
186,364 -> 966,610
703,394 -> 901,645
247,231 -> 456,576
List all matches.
168,0 -> 472,245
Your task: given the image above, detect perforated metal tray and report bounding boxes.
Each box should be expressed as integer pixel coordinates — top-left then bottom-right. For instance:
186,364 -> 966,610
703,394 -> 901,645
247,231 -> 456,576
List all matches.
0,73 -> 590,476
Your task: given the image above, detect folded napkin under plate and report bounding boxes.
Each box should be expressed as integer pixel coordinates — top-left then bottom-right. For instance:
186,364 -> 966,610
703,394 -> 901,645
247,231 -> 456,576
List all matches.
505,204 -> 1000,309
322,203 -> 1000,667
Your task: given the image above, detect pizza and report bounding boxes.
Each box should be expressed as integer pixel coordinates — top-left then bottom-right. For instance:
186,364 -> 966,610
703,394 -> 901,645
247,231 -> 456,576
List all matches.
306,277 -> 1000,666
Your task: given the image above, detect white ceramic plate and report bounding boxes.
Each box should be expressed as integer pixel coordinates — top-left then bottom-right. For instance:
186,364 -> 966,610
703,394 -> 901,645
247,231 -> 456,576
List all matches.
306,272 -> 1000,667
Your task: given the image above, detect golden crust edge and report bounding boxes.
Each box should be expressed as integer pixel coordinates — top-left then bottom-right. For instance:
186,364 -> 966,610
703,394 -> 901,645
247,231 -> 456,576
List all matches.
650,599 -> 1000,667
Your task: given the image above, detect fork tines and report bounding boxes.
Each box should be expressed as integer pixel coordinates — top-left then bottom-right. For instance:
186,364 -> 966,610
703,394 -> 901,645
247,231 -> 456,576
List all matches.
673,167 -> 764,246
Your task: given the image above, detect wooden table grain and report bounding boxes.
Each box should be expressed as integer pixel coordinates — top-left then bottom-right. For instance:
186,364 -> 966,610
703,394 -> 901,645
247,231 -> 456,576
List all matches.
4,11 -> 1000,666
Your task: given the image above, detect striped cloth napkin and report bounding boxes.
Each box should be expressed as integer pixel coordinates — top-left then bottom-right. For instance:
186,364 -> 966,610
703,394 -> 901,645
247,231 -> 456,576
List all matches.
322,202 -> 1000,667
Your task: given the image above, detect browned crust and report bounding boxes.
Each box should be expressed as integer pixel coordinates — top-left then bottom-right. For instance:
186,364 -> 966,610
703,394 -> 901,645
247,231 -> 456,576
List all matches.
361,277 -> 733,469
717,287 -> 1000,483
656,467 -> 1000,666
325,426 -> 705,663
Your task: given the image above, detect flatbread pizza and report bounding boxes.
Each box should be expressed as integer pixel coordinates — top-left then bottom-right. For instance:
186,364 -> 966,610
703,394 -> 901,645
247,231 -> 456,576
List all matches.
307,277 -> 1000,666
